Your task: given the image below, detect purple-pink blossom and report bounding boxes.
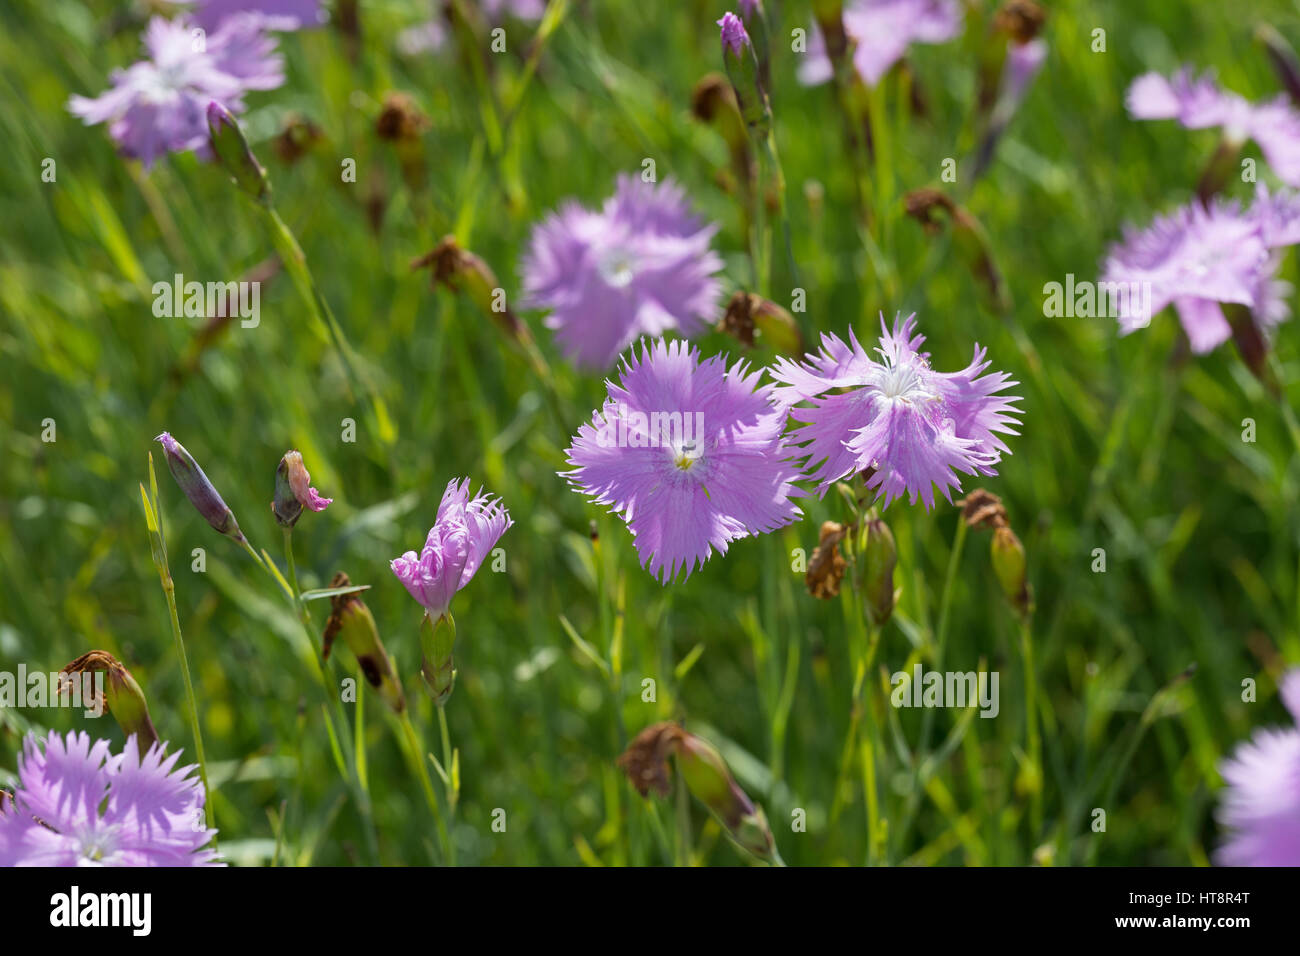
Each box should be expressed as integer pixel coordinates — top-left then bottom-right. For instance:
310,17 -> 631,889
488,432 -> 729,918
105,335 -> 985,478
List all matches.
68,16 -> 283,168
522,176 -> 722,371
1001,38 -> 1047,112
1101,188 -> 1300,352
798,0 -> 962,89
0,731 -> 220,867
1127,68 -> 1300,186
391,479 -> 512,618
284,450 -> 333,513
1216,669 -> 1300,866
482,0 -> 548,19
718,13 -> 750,56
177,0 -> 325,30
770,315 -> 1022,509
564,338 -> 803,584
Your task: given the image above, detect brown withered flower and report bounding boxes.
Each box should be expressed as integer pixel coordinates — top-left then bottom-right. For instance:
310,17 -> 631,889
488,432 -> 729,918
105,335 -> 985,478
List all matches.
412,235 -> 531,345
272,114 -> 323,164
994,0 -> 1047,44
375,92 -> 431,142
58,651 -> 159,756
691,73 -> 738,123
806,521 -> 849,600
718,290 -> 803,353
617,722 -> 684,798
958,488 -> 1009,530
905,188 -> 968,235
719,290 -> 758,346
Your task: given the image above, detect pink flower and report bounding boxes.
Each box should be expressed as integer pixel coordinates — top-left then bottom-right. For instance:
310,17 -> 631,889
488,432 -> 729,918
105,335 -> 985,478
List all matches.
1127,67 -> 1300,186
564,338 -> 803,583
770,315 -> 1022,509
1216,669 -> 1300,866
390,479 -> 512,618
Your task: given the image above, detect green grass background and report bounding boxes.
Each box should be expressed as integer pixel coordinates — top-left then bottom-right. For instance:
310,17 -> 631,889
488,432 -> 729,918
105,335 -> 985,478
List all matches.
2,0 -> 1299,865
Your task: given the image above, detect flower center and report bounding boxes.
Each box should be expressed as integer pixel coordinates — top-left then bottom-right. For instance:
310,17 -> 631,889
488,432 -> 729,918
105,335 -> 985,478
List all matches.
876,361 -> 930,404
668,435 -> 706,475
597,249 -> 636,288
76,824 -> 118,863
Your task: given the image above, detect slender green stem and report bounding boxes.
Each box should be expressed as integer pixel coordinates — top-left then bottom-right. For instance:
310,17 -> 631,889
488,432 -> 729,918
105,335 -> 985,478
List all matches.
762,131 -> 798,294
934,519 -> 968,663
399,711 -> 451,863
438,705 -> 453,784
260,204 -> 390,441
283,527 -> 302,601
437,704 -> 459,859
275,527 -> 380,862
856,628 -> 883,865
674,766 -> 692,867
895,516 -> 967,853
1020,614 -> 1043,840
236,536 -> 267,570
159,571 -> 213,835
917,518 -> 968,781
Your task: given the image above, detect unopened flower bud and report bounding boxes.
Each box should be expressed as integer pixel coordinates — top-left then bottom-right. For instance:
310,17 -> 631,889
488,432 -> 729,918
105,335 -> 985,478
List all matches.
59,651 -> 159,757
991,525 -> 1031,618
860,512 -> 897,628
206,101 -> 270,205
717,13 -> 770,134
272,113 -> 323,164
155,432 -> 247,545
323,573 -> 405,714
418,611 -> 458,707
272,456 -> 303,528
735,0 -> 771,95
618,722 -> 778,864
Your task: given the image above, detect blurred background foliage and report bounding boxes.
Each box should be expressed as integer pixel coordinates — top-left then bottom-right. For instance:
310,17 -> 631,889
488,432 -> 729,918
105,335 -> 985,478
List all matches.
2,0 -> 1299,865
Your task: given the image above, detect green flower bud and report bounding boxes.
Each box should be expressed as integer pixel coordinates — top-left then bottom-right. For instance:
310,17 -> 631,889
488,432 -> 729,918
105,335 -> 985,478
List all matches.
206,101 -> 270,205
618,722 -> 778,864
323,573 -> 405,714
991,525 -> 1031,619
155,432 -> 247,545
271,454 -> 304,528
418,610 -> 457,707
859,512 -> 897,628
718,13 -> 770,135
